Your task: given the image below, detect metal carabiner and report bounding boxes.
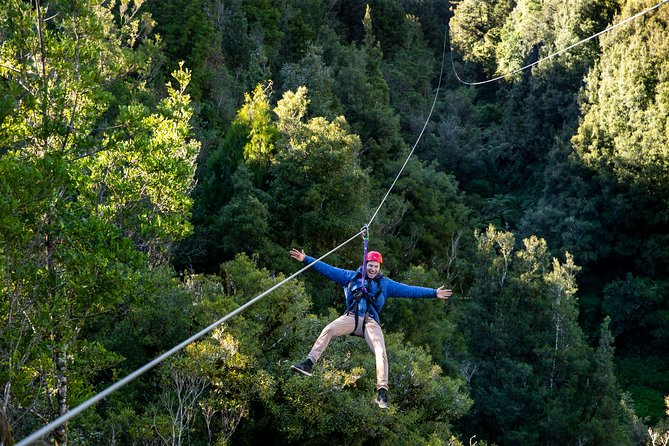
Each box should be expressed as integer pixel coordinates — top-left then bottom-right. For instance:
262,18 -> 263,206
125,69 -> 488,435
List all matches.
361,224 -> 369,241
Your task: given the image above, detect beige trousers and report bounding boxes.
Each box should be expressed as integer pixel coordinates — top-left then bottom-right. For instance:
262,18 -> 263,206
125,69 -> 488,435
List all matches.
307,313 -> 388,390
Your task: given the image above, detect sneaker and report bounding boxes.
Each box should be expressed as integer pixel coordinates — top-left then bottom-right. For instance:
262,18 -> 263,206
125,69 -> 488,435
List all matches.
291,358 -> 313,376
376,388 -> 389,409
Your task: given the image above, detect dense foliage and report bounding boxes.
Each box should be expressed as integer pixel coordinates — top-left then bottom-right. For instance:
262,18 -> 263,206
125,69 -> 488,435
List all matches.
1,0 -> 669,445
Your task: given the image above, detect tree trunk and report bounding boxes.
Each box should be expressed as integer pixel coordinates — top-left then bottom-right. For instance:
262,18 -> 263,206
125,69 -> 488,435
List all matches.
0,408 -> 15,446
52,345 -> 68,446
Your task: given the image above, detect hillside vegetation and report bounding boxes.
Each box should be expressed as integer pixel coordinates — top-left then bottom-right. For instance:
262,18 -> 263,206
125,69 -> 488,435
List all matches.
1,0 -> 668,444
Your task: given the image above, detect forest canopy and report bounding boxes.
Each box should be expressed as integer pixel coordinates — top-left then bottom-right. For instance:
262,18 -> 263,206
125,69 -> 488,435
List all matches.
1,0 -> 669,445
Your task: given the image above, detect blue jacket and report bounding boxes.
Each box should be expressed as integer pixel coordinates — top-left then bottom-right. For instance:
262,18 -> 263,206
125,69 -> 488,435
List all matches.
303,255 -> 437,323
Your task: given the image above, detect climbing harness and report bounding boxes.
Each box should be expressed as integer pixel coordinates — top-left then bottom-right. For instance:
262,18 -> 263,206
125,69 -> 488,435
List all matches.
345,225 -> 382,337
345,274 -> 382,337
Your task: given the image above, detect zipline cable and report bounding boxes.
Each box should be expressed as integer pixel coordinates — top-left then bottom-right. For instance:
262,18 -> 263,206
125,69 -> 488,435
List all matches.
16,230 -> 363,446
18,16 -> 453,446
367,24 -> 448,227
450,0 -> 669,86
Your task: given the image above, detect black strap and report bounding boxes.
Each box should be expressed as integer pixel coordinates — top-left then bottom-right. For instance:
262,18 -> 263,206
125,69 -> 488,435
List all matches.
348,292 -> 366,337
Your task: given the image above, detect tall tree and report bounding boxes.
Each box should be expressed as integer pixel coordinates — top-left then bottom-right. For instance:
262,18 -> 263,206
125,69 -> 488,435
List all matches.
576,317 -> 631,444
268,86 -> 370,306
280,45 -> 342,120
570,0 -> 669,420
454,226 -> 629,445
573,0 -> 669,199
0,1 -> 198,442
449,0 -> 513,75
176,82 -> 277,273
320,5 -> 406,170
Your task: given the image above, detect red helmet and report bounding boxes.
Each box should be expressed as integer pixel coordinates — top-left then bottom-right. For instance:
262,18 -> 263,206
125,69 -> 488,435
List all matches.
366,251 -> 383,264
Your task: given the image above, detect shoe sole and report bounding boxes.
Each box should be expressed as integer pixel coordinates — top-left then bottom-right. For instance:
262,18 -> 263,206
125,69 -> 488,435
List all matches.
375,399 -> 389,409
291,365 -> 312,376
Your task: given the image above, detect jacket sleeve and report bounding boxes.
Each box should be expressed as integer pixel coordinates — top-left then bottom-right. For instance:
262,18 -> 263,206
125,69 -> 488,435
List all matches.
382,278 -> 436,299
303,255 -> 356,286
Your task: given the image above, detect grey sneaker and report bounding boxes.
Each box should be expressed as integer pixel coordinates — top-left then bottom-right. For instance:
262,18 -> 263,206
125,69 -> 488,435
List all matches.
291,358 -> 313,376
376,388 -> 389,409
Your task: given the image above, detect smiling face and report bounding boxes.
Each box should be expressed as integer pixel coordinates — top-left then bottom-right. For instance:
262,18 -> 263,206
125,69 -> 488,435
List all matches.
366,261 -> 381,279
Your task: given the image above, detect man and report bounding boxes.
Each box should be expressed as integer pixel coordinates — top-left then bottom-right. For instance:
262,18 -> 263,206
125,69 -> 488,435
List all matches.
289,248 -> 452,409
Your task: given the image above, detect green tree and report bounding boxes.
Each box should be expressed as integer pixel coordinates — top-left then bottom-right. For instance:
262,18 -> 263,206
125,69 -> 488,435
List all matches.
268,86 -> 369,293
244,0 -> 283,58
0,1 -> 198,442
178,82 -> 368,279
280,45 -> 342,120
449,0 -> 617,79
575,317 -> 631,445
569,0 -> 669,422
433,87 -> 496,195
573,0 -> 669,198
449,0 -> 513,74
319,6 -> 406,170
146,0 -> 217,103
455,226 -> 629,445
177,82 -> 277,273
380,13 -> 437,150
276,1 -> 322,64
446,0 -> 618,224
380,160 -> 469,271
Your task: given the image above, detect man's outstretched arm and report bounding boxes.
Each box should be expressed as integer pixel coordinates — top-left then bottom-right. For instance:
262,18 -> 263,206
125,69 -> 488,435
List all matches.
384,280 -> 453,299
289,248 -> 355,285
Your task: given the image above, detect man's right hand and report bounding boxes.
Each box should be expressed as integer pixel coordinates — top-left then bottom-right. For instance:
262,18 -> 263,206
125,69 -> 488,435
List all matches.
290,248 -> 306,262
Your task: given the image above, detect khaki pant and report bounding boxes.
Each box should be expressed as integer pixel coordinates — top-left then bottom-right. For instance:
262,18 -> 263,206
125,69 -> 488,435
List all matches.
307,313 -> 388,390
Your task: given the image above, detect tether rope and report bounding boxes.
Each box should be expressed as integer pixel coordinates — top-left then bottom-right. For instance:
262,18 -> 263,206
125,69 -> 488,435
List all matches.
451,0 -> 669,86
17,20 -> 451,446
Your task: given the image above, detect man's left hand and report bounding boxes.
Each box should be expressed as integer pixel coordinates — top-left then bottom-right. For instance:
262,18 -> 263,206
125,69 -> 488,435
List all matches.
436,286 -> 452,300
